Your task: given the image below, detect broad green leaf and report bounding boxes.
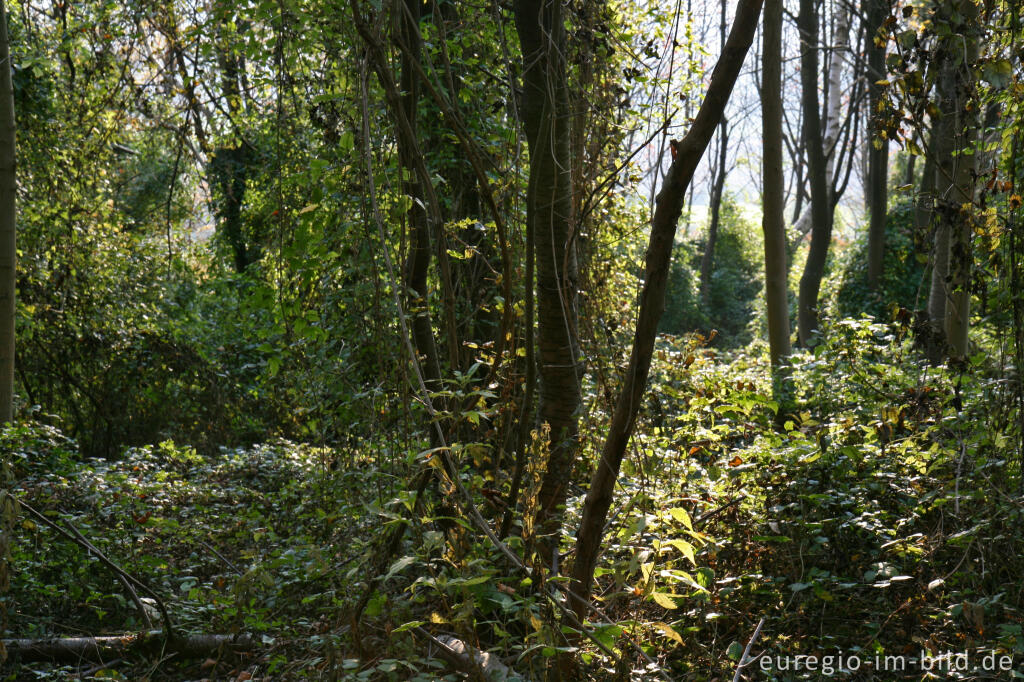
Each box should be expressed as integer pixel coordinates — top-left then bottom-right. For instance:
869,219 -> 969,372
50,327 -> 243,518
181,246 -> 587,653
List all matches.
668,507 -> 693,530
651,592 -> 679,609
385,556 -> 415,581
667,539 -> 696,566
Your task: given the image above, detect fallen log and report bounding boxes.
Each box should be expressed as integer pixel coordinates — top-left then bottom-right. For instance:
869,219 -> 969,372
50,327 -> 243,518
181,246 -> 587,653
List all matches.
411,627 -> 523,681
3,631 -> 255,663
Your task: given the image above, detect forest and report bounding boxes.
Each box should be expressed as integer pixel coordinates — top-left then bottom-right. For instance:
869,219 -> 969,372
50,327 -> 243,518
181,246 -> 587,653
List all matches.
0,0 -> 1023,679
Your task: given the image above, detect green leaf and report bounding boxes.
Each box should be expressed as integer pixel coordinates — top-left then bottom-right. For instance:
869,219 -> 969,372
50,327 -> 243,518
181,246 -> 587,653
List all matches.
668,507 -> 693,530
982,59 -> 1012,89
667,539 -> 697,566
651,592 -> 679,609
592,624 -> 623,650
385,556 -> 415,581
393,620 -> 425,633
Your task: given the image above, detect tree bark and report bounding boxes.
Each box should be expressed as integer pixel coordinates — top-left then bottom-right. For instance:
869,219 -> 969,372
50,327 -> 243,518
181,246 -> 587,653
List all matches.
211,0 -> 251,273
761,0 -> 792,377
865,0 -> 890,289
796,0 -> 833,346
914,133 -> 937,236
927,0 -> 978,362
699,0 -> 731,309
514,0 -> 582,544
788,1 -> 851,255
0,0 -> 15,424
823,0 -> 850,196
925,125 -> 948,352
3,632 -> 254,663
395,0 -> 443,395
940,0 -> 978,360
569,0 -> 763,621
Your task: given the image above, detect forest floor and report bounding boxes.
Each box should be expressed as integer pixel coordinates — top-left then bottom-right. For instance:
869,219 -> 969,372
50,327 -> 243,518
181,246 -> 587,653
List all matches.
5,319 -> 1024,681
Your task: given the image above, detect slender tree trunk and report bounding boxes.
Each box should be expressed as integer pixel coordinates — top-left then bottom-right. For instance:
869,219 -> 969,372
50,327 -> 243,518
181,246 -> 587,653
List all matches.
790,1 -> 847,251
394,0 -> 445,402
942,1 -> 979,359
914,133 -> 936,236
761,0 -> 792,383
699,0 -> 730,308
514,0 -> 581,545
904,154 -> 916,187
927,212 -> 951,358
927,0 -> 978,361
0,0 -> 15,424
796,0 -> 832,347
865,0 -> 889,289
917,132 -> 942,362
211,0 -> 251,273
823,0 -> 850,195
351,0 -> 447,408
569,0 -> 762,621
700,120 -> 728,308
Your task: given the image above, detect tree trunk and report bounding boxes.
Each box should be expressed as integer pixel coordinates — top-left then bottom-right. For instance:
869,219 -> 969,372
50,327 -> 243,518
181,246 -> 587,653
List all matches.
212,1 -> 251,274
823,0 -> 850,195
570,0 -> 762,621
0,0 -> 15,424
789,0 -> 848,253
865,0 -> 889,289
514,0 -> 581,544
699,0 -> 731,309
915,137 -> 937,229
395,0 -> 446,401
940,0 -> 979,360
904,154 -> 916,187
796,0 -> 832,347
700,120 -> 728,309
761,0 -> 792,380
925,122 -> 948,343
927,0 -> 978,362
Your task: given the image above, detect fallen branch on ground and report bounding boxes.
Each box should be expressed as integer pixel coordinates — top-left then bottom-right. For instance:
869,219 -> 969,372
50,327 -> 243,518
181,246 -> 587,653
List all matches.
3,631 -> 255,663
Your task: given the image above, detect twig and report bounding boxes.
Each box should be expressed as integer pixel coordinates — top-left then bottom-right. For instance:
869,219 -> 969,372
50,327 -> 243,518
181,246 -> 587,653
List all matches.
732,617 -> 765,682
18,500 -> 171,635
696,495 -> 748,527
199,539 -> 239,574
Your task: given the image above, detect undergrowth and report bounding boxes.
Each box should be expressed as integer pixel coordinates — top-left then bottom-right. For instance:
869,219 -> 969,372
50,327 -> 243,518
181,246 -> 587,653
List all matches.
3,318 -> 1023,680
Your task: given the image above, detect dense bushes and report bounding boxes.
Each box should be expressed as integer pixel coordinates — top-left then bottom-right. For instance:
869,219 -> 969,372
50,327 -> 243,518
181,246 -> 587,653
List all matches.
833,199 -> 928,319
661,198 -> 762,347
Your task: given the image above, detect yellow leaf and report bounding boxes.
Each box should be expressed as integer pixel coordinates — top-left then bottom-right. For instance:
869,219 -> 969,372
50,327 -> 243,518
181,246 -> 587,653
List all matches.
297,203 -> 319,214
668,507 -> 693,530
668,539 -> 696,566
653,621 -> 684,645
651,592 -> 678,609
